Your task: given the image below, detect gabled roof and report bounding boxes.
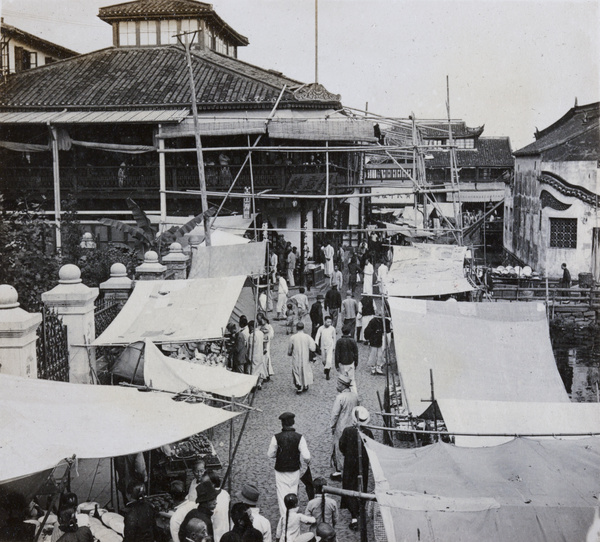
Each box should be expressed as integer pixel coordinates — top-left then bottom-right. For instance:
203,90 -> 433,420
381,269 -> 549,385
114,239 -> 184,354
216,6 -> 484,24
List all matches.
425,137 -> 513,168
418,121 -> 484,140
0,45 -> 340,112
98,0 -> 249,46
514,102 -> 600,160
0,22 -> 79,59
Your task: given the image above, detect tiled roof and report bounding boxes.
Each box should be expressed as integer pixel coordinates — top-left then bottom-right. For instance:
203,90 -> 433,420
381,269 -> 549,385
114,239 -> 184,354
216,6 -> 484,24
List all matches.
98,0 -> 249,46
514,102 -> 600,160
0,46 -> 340,111
426,137 -> 514,168
417,121 -> 484,139
1,23 -> 79,58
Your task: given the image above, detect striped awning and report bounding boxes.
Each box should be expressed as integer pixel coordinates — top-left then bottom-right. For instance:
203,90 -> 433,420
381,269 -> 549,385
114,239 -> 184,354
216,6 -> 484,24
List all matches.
0,109 -> 189,125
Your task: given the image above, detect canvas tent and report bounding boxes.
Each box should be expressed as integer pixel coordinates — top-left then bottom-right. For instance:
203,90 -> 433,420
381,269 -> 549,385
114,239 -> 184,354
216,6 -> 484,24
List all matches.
363,435 -> 600,542
116,339 -> 257,397
0,374 -> 239,484
189,241 -> 266,279
437,399 -> 600,447
388,297 -> 569,418
385,243 -> 473,297
93,276 -> 246,345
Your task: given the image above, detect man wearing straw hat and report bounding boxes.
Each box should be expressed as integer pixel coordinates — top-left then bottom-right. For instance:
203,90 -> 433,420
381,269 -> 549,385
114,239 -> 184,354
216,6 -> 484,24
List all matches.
236,483 -> 272,542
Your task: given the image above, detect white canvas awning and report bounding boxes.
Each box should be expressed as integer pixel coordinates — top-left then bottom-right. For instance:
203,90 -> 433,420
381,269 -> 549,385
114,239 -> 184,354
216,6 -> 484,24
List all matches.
0,374 -> 238,484
93,277 -> 246,345
143,340 -> 257,397
189,241 -> 266,279
388,297 -> 569,418
363,435 -> 600,542
385,243 -> 473,297
437,399 -> 600,447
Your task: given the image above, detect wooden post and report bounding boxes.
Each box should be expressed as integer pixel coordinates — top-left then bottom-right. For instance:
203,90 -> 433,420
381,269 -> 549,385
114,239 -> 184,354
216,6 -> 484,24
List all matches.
324,141 -> 330,229
179,32 -> 211,246
158,128 -> 167,223
248,135 -> 258,240
356,426 -> 367,542
49,125 -> 62,252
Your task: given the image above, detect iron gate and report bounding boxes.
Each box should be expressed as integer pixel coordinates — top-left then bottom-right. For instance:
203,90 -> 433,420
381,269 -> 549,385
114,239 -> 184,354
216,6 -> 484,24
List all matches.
36,307 -> 70,381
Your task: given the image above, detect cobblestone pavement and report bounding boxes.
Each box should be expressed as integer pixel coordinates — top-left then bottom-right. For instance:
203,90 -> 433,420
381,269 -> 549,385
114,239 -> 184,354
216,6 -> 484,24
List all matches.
215,283 -> 390,541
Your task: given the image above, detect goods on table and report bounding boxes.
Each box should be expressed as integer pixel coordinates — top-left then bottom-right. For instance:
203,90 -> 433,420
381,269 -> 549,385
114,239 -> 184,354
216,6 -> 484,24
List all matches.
144,494 -> 174,514
171,433 -> 213,458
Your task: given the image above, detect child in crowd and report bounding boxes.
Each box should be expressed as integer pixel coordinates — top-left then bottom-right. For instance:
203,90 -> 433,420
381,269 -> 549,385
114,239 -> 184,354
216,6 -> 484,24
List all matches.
286,303 -> 296,335
304,477 -> 338,534
276,493 -> 316,542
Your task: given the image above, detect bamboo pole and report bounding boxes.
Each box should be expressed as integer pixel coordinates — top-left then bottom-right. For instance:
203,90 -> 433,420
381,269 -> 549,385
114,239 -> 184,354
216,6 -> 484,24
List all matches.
49,125 -> 62,252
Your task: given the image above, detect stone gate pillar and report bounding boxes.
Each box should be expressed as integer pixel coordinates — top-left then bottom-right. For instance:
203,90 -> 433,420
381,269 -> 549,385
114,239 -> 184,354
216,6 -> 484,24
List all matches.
0,285 -> 42,378
163,242 -> 189,280
42,264 -> 99,384
136,250 -> 166,281
100,262 -> 134,306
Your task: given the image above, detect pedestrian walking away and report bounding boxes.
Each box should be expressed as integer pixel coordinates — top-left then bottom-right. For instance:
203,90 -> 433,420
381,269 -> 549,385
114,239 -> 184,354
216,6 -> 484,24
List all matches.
287,322 -> 316,393
236,483 -> 273,542
290,287 -> 310,322
330,375 -> 359,479
309,294 -> 324,339
364,312 -> 392,375
358,295 -> 375,343
335,325 -> 359,394
287,248 -> 297,287
362,258 -> 374,296
322,242 -> 335,278
339,407 -> 373,532
276,274 -> 289,320
314,316 -> 336,380
324,284 -> 342,329
304,477 -> 338,533
267,412 -> 311,517
340,290 -> 359,339
275,493 -> 316,542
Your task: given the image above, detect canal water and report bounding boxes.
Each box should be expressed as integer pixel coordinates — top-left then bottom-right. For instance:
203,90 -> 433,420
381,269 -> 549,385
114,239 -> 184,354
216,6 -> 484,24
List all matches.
551,322 -> 600,402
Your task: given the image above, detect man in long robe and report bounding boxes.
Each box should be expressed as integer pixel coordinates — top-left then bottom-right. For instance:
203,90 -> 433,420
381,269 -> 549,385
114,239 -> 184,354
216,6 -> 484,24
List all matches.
322,243 -> 335,277
247,320 -> 266,388
276,274 -> 288,319
315,316 -> 336,380
330,375 -> 359,478
287,322 -> 316,393
339,407 -> 373,532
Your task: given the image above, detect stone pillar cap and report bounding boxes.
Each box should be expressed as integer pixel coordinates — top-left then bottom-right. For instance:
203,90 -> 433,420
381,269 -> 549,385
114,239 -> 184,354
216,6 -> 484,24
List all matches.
0,285 -> 19,309
110,262 -> 128,277
59,264 -> 82,284
144,251 -> 159,263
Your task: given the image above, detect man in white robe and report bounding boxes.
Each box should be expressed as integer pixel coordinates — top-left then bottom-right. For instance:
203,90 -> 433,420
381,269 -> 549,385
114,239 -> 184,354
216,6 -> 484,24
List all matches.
287,322 -> 316,393
322,243 -> 335,277
315,316 -> 336,380
247,320 -> 266,387
276,274 -> 288,319
330,374 -> 359,478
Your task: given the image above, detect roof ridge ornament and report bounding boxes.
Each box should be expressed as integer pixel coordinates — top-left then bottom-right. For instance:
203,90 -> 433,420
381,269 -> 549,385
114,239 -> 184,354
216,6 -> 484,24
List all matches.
293,83 -> 341,103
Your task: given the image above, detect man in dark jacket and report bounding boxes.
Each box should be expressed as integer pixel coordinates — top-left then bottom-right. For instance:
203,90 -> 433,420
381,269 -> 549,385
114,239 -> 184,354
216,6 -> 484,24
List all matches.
179,480 -> 221,541
267,411 -> 311,516
309,294 -> 324,339
339,407 -> 374,532
123,481 -> 156,542
335,325 -> 359,393
363,312 -> 391,375
324,285 -> 342,328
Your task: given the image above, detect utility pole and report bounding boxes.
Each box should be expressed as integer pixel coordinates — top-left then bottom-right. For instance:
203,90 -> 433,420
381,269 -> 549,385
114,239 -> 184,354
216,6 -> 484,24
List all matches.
315,0 -> 319,83
177,30 -> 211,245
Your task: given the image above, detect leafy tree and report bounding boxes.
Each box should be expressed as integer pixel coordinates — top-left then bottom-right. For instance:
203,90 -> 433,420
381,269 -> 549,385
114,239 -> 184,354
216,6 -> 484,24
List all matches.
100,198 -> 216,255
0,195 -> 61,312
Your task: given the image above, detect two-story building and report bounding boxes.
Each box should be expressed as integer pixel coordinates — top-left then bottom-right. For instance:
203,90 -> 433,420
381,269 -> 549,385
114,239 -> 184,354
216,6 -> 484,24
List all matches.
0,0 -> 375,253
505,101 -> 599,281
1,20 -> 78,76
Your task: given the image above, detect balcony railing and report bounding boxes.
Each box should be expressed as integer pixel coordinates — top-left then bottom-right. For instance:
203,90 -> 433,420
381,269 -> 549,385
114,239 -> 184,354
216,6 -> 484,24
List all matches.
0,163 -> 356,195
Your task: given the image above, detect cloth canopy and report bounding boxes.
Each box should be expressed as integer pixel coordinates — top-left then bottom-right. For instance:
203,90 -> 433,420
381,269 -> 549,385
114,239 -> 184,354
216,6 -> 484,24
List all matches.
0,374 -> 238,484
143,340 -> 257,397
438,399 -> 600,447
93,276 -> 246,345
363,435 -> 600,542
189,241 -> 266,279
385,243 -> 473,297
381,222 -> 433,239
387,297 -> 569,418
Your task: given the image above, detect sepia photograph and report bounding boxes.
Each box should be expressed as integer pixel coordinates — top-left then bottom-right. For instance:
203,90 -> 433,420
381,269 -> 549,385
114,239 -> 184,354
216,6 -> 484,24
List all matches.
0,1 -> 598,540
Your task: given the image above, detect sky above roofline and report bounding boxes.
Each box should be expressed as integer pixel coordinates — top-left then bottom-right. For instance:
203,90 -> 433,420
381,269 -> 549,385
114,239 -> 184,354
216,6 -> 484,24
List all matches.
2,0 -> 599,149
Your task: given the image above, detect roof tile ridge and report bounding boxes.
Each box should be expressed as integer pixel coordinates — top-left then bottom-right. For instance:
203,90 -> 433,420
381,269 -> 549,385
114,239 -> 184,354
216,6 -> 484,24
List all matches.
190,48 -> 303,90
